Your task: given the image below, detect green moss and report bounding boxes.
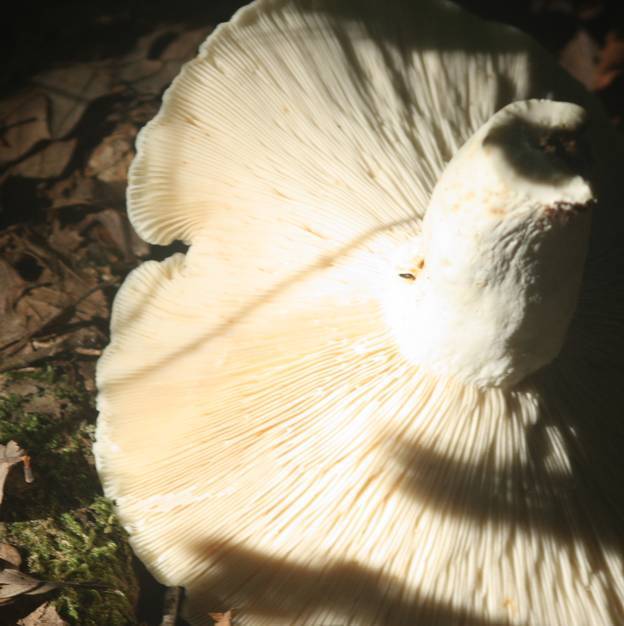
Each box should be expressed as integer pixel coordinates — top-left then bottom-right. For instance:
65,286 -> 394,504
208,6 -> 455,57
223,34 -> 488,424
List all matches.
0,365 -> 140,625
6,497 -> 138,625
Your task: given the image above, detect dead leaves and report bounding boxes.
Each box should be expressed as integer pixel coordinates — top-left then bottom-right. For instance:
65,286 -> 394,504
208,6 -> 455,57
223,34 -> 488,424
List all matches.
0,544 -> 111,625
559,29 -> 600,89
0,543 -> 56,612
0,442 -> 33,507
0,26 -> 211,184
560,26 -> 624,95
0,27 -> 209,374
0,230 -> 115,373
0,543 -> 22,568
0,93 -> 50,164
0,540 -> 126,619
12,140 -> 78,180
547,1 -> 624,126
0,567 -> 56,607
16,602 -> 68,626
32,65 -> 116,140
595,31 -> 624,90
85,123 -> 136,184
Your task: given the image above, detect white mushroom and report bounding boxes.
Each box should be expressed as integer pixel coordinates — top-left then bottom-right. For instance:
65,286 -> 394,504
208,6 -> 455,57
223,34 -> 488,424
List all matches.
385,99 -> 593,387
95,1 -> 624,625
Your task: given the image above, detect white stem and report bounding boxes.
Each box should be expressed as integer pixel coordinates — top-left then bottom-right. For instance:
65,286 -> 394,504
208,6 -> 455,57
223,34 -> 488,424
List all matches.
386,100 -> 594,387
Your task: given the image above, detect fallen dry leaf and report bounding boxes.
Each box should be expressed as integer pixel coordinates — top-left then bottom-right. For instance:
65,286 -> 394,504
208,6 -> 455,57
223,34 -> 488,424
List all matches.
0,92 -> 50,165
86,123 -> 136,183
79,208 -> 149,260
0,567 -> 56,606
0,259 -> 25,312
48,218 -> 85,256
0,561 -> 122,610
45,173 -> 98,210
17,601 -> 68,626
12,285 -> 65,342
559,29 -> 599,90
12,139 -> 77,179
0,259 -> 28,351
33,64 -> 115,139
0,441 -> 33,507
160,28 -> 213,62
0,544 -> 22,569
595,30 -> 624,90
113,26 -> 213,99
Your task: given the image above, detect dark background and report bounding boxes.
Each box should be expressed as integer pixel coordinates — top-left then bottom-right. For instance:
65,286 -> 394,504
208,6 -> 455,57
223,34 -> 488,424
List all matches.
3,0 -> 624,122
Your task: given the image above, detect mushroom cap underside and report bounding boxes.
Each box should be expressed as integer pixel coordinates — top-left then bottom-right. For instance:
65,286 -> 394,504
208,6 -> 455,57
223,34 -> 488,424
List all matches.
96,0 -> 624,624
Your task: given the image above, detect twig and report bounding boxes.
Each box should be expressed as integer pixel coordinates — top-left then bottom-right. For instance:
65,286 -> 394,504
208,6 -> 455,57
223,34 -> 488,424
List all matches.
0,339 -> 69,374
43,579 -> 122,592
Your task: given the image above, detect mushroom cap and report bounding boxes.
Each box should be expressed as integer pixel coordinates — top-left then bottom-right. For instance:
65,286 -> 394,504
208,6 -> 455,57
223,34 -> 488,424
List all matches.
96,1 -> 624,625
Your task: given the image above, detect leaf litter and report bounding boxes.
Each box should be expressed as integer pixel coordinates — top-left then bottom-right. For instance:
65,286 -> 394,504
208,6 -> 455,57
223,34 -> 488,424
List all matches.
0,441 -> 33,507
0,543 -> 124,610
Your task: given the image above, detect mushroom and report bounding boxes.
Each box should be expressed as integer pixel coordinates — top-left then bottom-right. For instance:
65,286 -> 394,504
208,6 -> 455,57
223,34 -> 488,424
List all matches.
95,1 -> 624,625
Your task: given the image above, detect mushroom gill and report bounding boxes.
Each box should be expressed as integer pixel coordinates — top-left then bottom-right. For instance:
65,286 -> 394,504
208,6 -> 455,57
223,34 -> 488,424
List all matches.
95,1 -> 624,624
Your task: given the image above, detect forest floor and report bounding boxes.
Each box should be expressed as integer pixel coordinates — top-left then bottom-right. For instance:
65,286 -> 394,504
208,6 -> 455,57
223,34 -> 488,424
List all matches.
0,1 -> 622,624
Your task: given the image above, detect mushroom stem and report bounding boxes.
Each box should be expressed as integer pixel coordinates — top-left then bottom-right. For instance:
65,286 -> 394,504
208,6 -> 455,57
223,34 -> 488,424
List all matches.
387,100 -> 594,387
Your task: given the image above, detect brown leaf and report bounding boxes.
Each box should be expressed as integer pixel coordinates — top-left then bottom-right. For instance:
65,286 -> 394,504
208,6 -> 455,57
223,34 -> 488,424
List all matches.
0,259 -> 24,314
12,139 -> 77,179
33,64 -> 114,139
0,316 -> 23,350
77,361 -> 96,393
118,27 -> 211,97
0,92 -> 50,165
45,173 -> 98,209
13,284 -> 65,341
85,124 -> 136,183
81,208 -> 148,261
559,29 -> 599,90
46,173 -> 126,215
118,30 -> 177,96
48,219 -> 85,256
119,58 -> 172,95
16,602 -> 69,626
0,260 -> 28,350
0,564 -> 118,608
160,28 -> 213,62
0,441 -> 34,507
595,30 -> 624,90
0,567 -> 55,604
0,544 -> 22,569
